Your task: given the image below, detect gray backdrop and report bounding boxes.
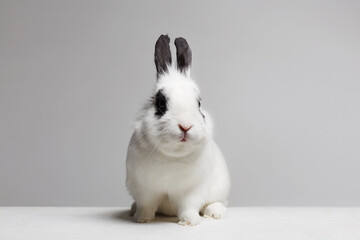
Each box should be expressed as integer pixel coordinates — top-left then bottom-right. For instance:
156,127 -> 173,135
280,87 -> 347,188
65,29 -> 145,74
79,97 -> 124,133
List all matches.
1,0 -> 359,206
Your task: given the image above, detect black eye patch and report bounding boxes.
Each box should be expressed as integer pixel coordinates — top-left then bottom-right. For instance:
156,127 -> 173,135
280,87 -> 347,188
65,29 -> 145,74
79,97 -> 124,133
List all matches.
154,90 -> 167,117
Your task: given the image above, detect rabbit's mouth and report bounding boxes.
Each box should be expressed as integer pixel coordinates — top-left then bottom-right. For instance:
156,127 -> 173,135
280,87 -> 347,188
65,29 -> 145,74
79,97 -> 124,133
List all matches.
154,132 -> 207,157
180,132 -> 188,142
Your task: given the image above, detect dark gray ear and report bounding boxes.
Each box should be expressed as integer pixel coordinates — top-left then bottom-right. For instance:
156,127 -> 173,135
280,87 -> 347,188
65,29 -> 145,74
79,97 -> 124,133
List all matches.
174,37 -> 192,73
154,35 -> 172,78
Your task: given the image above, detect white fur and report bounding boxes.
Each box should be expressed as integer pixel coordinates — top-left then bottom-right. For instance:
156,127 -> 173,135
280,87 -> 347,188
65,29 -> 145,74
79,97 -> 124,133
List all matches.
126,66 -> 230,226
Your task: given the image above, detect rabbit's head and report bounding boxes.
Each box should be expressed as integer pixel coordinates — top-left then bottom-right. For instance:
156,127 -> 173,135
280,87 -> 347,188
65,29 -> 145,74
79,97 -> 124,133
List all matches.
138,35 -> 213,157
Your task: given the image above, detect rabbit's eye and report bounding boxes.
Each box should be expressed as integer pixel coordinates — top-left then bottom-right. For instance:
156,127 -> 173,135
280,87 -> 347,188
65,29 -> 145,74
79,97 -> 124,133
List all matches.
198,99 -> 205,120
154,90 -> 167,117
159,99 -> 165,107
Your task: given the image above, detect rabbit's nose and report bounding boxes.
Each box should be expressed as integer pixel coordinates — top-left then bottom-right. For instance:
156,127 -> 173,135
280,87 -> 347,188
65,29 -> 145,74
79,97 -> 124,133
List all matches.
178,124 -> 192,133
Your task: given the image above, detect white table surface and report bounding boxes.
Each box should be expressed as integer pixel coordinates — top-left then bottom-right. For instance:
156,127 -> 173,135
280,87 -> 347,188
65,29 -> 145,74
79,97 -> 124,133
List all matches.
0,207 -> 359,240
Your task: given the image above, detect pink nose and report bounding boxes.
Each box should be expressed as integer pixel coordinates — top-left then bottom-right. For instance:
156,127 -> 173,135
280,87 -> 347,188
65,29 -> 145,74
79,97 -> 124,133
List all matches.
178,124 -> 192,133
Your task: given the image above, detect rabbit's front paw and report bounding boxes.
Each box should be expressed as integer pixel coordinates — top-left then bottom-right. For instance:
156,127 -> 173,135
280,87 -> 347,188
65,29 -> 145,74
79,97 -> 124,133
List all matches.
134,210 -> 155,223
203,202 -> 226,219
178,210 -> 202,226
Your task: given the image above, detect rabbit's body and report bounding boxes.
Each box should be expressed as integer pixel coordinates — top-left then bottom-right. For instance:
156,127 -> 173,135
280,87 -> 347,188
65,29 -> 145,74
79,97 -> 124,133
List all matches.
127,131 -> 229,214
126,35 -> 230,225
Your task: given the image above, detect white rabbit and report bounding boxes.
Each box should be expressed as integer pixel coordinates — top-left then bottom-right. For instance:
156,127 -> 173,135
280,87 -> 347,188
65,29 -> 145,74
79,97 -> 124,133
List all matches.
126,35 -> 230,226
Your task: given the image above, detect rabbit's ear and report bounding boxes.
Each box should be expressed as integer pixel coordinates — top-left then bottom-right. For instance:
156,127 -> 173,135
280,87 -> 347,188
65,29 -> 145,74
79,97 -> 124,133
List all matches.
154,35 -> 172,78
175,37 -> 192,74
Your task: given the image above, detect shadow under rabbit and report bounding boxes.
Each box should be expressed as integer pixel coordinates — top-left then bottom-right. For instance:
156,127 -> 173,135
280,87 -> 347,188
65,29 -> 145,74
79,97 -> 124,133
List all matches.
99,209 -> 179,224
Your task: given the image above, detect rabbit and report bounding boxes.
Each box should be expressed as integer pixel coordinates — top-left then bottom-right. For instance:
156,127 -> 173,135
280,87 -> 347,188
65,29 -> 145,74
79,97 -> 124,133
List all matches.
126,35 -> 230,226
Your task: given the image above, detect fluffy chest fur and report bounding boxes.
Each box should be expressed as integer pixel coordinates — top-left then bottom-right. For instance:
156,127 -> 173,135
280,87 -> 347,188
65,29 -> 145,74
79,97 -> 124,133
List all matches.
126,132 -> 210,194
